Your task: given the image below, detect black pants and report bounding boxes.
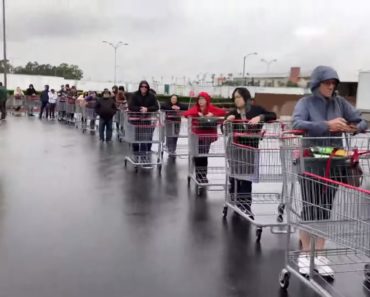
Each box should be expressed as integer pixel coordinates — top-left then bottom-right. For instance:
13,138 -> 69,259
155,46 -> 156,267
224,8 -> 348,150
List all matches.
0,100 -> 6,119
39,101 -> 48,119
166,137 -> 179,154
194,137 -> 212,181
229,178 -> 253,212
133,127 -> 155,155
48,103 -> 56,118
99,118 -> 113,141
166,122 -> 180,153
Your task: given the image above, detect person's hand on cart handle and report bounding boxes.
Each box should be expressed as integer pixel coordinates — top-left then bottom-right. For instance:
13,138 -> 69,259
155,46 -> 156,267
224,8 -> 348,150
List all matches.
172,105 -> 180,110
327,117 -> 350,132
345,123 -> 358,134
224,115 -> 236,123
205,112 -> 214,117
248,116 -> 261,125
140,106 -> 148,113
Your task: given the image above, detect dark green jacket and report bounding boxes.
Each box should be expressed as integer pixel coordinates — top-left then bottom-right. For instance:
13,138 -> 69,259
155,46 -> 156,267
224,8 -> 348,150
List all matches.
0,87 -> 7,103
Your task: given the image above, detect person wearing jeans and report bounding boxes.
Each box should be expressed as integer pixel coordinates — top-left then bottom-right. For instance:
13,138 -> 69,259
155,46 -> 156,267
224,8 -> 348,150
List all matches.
292,65 -> 368,278
95,89 -> 117,142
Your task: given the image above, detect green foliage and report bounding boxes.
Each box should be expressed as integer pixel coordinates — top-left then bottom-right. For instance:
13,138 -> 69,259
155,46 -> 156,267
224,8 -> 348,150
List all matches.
286,81 -> 298,88
1,60 -> 84,80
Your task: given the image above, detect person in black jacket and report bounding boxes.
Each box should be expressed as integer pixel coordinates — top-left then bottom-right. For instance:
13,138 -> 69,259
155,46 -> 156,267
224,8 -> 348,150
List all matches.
225,87 -> 276,218
160,94 -> 188,156
128,81 -> 159,155
26,84 -> 37,116
39,85 -> 49,119
95,89 -> 117,142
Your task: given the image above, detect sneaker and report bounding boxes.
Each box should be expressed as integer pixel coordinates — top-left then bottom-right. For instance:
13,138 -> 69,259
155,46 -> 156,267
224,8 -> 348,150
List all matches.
298,254 -> 310,275
142,164 -> 153,169
201,177 -> 209,184
315,256 -> 334,278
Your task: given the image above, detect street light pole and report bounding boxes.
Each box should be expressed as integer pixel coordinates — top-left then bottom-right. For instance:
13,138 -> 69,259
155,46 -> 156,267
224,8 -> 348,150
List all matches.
243,52 -> 257,85
260,58 -> 277,73
102,41 -> 128,85
2,0 -> 7,88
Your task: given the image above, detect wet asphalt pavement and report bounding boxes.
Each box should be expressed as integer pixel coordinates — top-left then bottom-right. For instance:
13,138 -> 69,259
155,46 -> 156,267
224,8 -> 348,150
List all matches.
0,117 -> 365,297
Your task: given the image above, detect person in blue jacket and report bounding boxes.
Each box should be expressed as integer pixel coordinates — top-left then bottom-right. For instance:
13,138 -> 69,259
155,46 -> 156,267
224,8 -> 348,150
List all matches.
292,65 -> 368,278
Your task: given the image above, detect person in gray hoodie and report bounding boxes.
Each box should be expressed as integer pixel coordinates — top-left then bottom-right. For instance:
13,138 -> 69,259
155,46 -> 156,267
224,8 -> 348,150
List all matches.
292,66 -> 368,278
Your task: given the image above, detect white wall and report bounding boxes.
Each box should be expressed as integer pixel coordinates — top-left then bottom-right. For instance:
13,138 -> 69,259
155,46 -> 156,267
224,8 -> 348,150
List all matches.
357,71 -> 370,111
0,73 -> 309,98
168,84 -> 308,98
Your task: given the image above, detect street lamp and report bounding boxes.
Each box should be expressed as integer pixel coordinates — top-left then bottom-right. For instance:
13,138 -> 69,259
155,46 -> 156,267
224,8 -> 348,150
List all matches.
2,0 -> 7,87
260,58 -> 277,73
243,52 -> 258,78
102,41 -> 128,85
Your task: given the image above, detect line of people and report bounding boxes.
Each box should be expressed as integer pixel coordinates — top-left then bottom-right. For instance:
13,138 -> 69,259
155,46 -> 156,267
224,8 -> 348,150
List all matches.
3,66 -> 369,281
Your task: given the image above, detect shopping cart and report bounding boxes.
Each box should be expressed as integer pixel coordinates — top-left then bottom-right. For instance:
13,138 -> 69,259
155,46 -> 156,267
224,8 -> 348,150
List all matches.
163,110 -> 188,158
74,104 -> 84,129
122,111 -> 163,173
223,120 -> 288,241
57,95 -> 67,121
26,95 -> 40,116
12,95 -> 26,116
187,117 -> 225,196
113,108 -> 124,142
82,107 -> 97,134
279,132 -> 370,296
65,96 -> 76,125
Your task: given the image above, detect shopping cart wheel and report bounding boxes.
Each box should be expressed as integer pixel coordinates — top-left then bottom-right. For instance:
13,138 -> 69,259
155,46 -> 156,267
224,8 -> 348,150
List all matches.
124,160 -> 127,167
364,264 -> 370,283
256,228 -> 262,242
82,129 -> 86,134
196,185 -> 202,196
187,177 -> 191,187
277,214 -> 284,223
278,203 -> 285,215
222,206 -> 228,218
158,165 -> 162,174
279,269 -> 290,289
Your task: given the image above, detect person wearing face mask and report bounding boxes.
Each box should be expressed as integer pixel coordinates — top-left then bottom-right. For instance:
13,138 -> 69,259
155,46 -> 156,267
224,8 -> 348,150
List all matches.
292,66 -> 368,278
183,92 -> 226,183
224,87 -> 276,218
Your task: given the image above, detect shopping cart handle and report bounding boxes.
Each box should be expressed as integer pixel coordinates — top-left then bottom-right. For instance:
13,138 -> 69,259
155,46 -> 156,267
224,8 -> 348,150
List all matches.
281,129 -> 305,136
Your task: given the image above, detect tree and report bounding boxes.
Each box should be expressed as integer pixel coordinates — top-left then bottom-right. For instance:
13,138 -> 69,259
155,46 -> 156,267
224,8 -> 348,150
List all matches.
12,61 -> 84,79
0,59 -> 14,73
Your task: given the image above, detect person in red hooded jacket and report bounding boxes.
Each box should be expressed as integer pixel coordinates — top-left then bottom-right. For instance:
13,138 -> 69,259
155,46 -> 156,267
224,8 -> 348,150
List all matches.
183,92 -> 226,183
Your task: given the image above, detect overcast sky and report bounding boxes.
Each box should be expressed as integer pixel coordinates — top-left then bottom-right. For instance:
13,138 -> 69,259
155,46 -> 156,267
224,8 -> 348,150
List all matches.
5,0 -> 370,83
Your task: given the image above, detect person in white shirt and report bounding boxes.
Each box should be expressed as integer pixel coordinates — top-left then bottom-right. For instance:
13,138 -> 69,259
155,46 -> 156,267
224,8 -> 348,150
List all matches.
48,89 -> 58,119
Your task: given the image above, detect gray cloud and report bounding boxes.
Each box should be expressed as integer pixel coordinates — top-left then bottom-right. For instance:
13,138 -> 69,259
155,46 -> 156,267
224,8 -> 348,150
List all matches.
5,0 -> 370,82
